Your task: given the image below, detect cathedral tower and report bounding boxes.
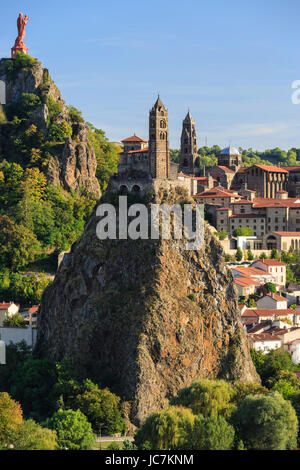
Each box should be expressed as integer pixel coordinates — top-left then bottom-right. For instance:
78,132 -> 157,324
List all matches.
149,95 -> 170,179
179,111 -> 198,174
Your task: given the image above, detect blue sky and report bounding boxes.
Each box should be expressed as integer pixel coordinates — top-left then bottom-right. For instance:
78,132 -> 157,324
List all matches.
1,0 -> 300,150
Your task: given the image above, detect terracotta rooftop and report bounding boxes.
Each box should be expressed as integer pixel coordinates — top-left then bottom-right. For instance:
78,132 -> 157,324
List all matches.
253,259 -> 286,267
282,166 -> 300,171
251,333 -> 282,341
217,166 -> 235,173
234,277 -> 260,287
121,135 -> 148,143
126,148 -> 149,154
242,308 -> 296,317
232,266 -> 273,276
28,305 -> 39,314
252,197 -> 300,208
230,200 -> 253,204
250,164 -> 288,173
264,293 -> 287,302
273,232 -> 300,237
248,323 -> 270,334
0,302 -> 18,310
195,187 -> 241,198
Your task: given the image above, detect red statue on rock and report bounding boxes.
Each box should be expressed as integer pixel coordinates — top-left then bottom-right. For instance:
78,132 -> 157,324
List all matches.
11,13 -> 30,59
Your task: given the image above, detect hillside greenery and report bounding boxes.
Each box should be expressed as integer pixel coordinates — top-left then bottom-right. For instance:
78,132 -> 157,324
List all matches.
0,55 -> 120,304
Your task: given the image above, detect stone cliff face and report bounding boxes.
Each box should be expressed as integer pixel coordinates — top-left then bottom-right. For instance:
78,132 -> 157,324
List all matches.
46,125 -> 99,197
0,57 -> 100,198
35,193 -> 259,424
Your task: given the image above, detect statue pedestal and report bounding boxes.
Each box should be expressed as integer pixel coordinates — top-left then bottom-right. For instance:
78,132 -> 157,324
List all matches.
11,45 -> 28,59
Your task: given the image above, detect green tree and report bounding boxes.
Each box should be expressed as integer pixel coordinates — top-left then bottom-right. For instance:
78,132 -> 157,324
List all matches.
46,409 -> 95,450
3,313 -> 26,328
235,247 -> 243,262
187,414 -> 235,450
87,123 -> 120,192
13,419 -> 58,450
214,230 -> 227,240
0,341 -> 31,393
233,227 -> 253,237
254,349 -> 297,387
264,282 -> 277,294
233,392 -> 298,450
270,248 -> 279,259
232,381 -> 269,407
250,348 -> 266,376
0,215 -> 40,270
72,379 -> 125,435
134,406 -> 194,450
247,249 -> 254,261
48,121 -> 72,142
10,358 -> 58,421
170,379 -> 236,419
272,380 -> 298,400
0,392 -> 23,447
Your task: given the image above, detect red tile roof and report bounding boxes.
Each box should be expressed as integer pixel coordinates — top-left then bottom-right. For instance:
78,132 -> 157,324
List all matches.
273,232 -> 300,237
194,187 -> 241,198
282,166 -> 300,171
265,293 -> 287,302
232,266 -> 271,277
121,135 -> 148,143
235,277 -> 260,287
126,148 -> 148,154
251,333 -> 282,341
253,259 -> 286,267
28,305 -> 39,314
252,197 -> 300,208
250,164 -> 288,173
243,308 -> 296,318
248,323 -> 270,334
217,166 -> 235,173
0,302 -> 18,310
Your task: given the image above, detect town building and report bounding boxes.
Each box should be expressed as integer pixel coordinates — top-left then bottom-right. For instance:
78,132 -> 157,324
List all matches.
0,302 -> 19,326
250,259 -> 286,288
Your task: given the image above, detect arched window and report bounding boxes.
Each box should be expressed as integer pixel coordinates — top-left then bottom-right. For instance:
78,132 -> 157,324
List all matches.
160,132 -> 165,140
132,184 -> 141,194
160,120 -> 166,128
119,185 -> 128,195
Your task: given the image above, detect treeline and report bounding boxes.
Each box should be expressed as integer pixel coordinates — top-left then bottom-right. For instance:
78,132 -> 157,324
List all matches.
0,342 -> 125,450
130,348 -> 300,451
2,343 -> 300,450
170,145 -> 300,168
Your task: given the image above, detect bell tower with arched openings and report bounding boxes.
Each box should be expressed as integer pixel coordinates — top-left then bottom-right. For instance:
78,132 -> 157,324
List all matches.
149,95 -> 170,179
179,110 -> 198,175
